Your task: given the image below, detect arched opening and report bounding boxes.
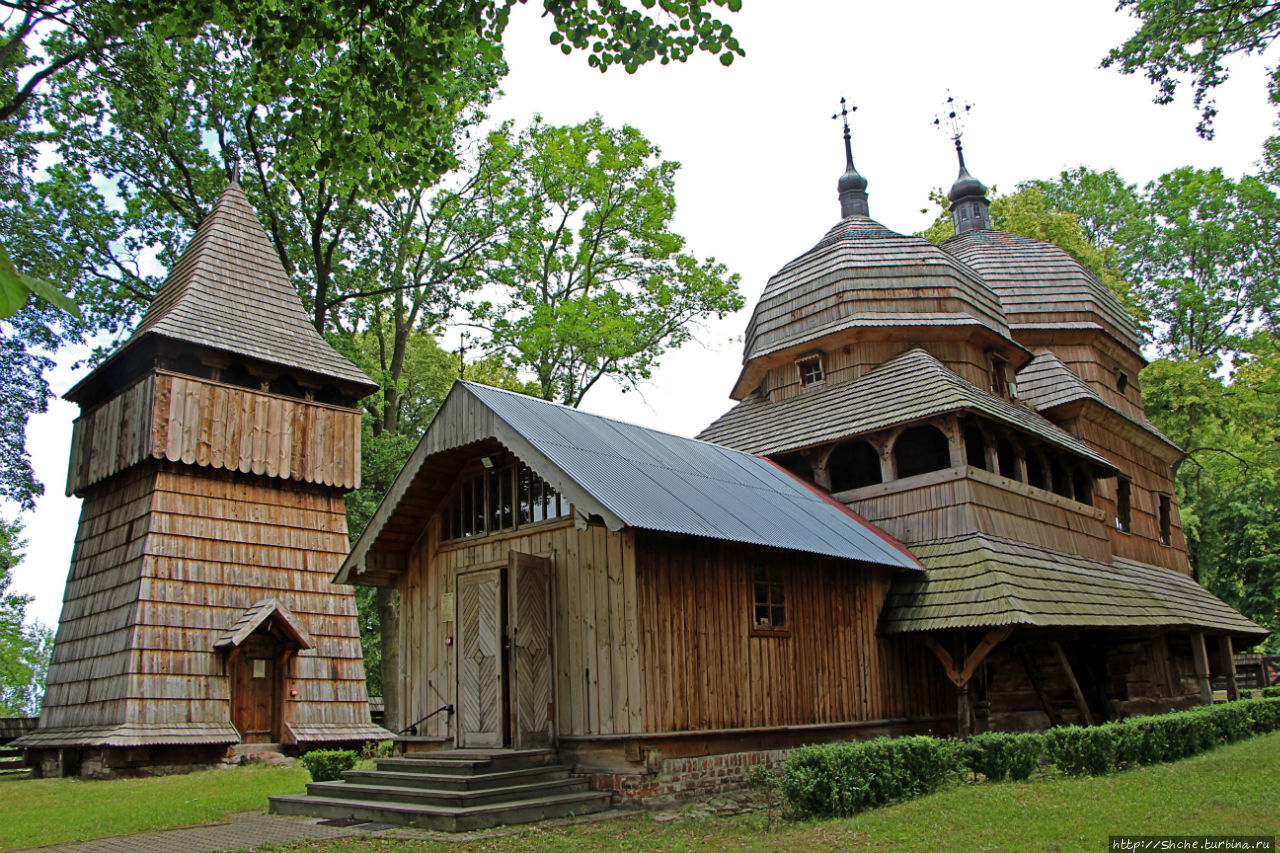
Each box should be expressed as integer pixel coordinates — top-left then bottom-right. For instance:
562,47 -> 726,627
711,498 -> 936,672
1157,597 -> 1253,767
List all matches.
1025,451 -> 1047,490
829,441 -> 882,491
996,435 -> 1019,480
773,452 -> 814,484
269,374 -> 304,399
964,424 -> 988,470
893,424 -> 951,479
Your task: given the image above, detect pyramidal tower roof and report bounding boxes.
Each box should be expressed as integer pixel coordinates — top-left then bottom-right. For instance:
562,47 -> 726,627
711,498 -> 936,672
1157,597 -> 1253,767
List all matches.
69,181 -> 376,402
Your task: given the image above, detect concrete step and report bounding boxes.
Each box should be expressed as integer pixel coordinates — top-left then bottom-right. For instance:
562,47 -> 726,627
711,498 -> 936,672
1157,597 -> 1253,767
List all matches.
376,750 -> 556,776
270,789 -> 611,832
306,777 -> 588,808
342,764 -> 574,791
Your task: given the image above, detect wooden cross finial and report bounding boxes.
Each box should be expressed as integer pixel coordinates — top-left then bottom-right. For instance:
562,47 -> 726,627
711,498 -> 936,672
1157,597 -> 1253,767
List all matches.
832,96 -> 857,141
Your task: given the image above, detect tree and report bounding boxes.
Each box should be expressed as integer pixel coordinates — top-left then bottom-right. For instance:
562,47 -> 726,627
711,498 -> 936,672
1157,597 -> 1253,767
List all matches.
1104,0 -> 1279,137
464,116 -> 744,406
1,518 -> 50,716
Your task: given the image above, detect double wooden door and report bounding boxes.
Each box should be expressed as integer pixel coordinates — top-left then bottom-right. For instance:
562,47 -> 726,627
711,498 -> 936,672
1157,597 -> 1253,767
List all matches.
456,552 -> 554,749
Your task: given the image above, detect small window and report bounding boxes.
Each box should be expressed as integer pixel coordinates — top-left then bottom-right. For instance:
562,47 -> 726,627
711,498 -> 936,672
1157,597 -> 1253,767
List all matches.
1116,477 -> 1132,533
797,355 -> 824,387
752,565 -> 786,633
1157,492 -> 1172,545
988,353 -> 1009,398
1117,371 -> 1129,394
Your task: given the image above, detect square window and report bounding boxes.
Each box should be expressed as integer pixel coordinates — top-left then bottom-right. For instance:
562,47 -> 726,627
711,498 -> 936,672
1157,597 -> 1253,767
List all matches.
798,356 -> 824,386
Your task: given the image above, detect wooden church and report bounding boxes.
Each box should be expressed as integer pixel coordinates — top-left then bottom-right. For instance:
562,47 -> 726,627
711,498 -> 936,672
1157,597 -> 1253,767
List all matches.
310,120 -> 1265,807
14,181 -> 390,777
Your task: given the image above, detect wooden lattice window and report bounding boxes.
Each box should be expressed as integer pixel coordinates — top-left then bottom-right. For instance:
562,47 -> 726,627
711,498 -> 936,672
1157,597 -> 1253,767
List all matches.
444,459 -> 570,541
797,355 -> 824,387
751,565 -> 787,634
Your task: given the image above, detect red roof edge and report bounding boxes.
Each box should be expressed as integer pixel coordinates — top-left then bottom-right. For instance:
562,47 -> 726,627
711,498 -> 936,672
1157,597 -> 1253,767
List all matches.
761,457 -> 925,571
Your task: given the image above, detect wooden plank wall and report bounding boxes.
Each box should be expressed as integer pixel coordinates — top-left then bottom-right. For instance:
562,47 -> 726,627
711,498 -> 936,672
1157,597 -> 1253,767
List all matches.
1072,417 -> 1187,572
841,467 -> 1111,561
764,339 -> 991,403
400,519 -> 644,741
66,371 -> 361,496
635,534 -> 951,732
41,460 -> 374,736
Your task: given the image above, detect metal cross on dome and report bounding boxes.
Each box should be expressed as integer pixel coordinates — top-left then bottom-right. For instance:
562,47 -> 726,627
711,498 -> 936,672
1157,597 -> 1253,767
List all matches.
832,96 -> 857,142
934,93 -> 973,143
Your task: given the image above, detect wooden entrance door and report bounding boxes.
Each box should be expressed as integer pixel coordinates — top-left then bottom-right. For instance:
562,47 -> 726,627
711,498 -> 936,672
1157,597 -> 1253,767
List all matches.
457,568 -> 505,747
231,634 -> 279,743
509,551 -> 554,749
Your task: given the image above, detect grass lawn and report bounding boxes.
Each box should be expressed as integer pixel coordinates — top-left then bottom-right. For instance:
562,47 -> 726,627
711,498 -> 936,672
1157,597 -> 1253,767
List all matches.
264,731 -> 1280,853
0,762 -> 309,850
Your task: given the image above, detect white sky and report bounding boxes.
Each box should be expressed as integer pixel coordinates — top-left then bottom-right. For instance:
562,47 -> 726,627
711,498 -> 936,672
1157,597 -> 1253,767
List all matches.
9,0 -> 1278,628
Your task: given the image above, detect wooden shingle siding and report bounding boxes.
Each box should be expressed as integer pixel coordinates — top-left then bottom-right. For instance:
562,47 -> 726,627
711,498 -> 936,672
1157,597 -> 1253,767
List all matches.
842,466 -> 1111,562
635,534 -> 951,731
38,461 -> 379,744
66,372 -> 361,496
762,339 -> 991,403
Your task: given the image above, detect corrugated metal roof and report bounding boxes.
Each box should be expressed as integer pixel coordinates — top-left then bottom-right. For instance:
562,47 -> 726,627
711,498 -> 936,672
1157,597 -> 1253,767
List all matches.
880,534 -> 1267,637
340,382 -> 922,580
699,347 -> 1113,469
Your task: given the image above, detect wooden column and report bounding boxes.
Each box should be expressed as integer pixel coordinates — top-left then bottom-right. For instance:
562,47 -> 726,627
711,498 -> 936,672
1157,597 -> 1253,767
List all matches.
1190,632 -> 1214,705
943,416 -> 966,469
1218,635 -> 1240,701
1049,640 -> 1094,726
917,626 -> 1014,737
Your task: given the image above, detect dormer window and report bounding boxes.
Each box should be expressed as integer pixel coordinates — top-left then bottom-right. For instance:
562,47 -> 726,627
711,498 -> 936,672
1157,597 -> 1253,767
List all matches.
797,354 -> 824,387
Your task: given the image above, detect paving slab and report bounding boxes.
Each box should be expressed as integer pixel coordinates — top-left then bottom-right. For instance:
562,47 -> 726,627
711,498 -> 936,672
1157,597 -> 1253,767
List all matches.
11,811 -> 370,853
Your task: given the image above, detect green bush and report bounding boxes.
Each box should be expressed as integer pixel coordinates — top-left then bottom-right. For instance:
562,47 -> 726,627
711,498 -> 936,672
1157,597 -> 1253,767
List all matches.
1043,725 -> 1116,776
1261,685 -> 1280,699
962,732 -> 1042,781
781,736 -> 957,818
300,749 -> 357,782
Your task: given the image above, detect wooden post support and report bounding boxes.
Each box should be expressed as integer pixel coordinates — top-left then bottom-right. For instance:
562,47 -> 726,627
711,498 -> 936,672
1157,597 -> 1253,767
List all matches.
1049,640 -> 1094,726
957,686 -> 971,738
1219,635 -> 1239,701
1190,632 -> 1214,705
1018,647 -> 1062,727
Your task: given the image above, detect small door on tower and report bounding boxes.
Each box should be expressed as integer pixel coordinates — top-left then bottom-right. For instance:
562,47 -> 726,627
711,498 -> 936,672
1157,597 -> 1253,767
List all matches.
508,551 -> 554,749
231,632 -> 279,743
456,568 -> 505,747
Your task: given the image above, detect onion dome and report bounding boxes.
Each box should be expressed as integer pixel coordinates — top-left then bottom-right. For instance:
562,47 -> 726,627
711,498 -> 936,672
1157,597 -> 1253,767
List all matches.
941,230 -> 1143,356
947,140 -> 990,234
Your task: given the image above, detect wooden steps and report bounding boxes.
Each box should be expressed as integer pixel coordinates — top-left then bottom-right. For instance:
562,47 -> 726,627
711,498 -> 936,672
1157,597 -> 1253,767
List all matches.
269,749 -> 611,832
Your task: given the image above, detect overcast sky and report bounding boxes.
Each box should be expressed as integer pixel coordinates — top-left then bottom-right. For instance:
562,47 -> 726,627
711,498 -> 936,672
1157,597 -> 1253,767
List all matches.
10,0 -> 1279,628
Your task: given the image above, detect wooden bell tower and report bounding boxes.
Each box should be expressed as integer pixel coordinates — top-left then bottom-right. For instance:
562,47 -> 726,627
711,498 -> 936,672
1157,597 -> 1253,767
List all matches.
16,182 -> 390,776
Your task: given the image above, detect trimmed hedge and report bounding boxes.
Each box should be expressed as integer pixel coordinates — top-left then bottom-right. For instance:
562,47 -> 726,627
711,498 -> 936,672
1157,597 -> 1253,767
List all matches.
962,731 -> 1042,781
300,749 -> 357,782
1262,685 -> 1280,698
780,697 -> 1280,817
780,736 -> 958,817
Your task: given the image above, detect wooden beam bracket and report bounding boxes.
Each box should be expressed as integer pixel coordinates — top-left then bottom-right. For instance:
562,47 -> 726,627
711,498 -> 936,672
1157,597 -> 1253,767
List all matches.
918,625 -> 1014,688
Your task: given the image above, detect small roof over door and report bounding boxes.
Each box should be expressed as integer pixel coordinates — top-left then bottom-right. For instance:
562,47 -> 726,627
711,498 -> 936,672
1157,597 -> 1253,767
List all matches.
213,598 -> 316,651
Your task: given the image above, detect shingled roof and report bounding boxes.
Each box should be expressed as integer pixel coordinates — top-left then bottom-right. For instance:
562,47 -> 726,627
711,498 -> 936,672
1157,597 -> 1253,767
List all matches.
338,381 -> 922,584
1017,350 -> 1180,455
737,218 -> 1014,387
880,534 -> 1267,637
699,347 -> 1113,469
68,182 -> 377,401
942,230 -> 1144,355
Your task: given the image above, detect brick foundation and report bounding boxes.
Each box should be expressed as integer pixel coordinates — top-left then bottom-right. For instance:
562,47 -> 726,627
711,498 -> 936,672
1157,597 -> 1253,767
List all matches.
586,748 -> 790,804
